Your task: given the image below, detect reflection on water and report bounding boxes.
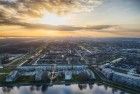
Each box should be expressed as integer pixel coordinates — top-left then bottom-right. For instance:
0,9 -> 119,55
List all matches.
0,84 -> 130,94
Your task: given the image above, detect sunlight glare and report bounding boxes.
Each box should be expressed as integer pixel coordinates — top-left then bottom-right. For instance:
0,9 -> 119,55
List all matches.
39,12 -> 69,25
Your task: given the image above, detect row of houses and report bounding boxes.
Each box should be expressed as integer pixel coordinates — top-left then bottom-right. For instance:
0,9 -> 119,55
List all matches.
100,64 -> 140,88
6,64 -> 95,82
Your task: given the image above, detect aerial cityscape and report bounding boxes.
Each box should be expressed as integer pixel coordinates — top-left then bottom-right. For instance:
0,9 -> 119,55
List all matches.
0,0 -> 140,94
0,38 -> 140,94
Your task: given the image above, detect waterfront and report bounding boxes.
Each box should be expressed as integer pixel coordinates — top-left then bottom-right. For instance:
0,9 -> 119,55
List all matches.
0,39 -> 140,94
0,83 -> 131,94
0,0 -> 140,93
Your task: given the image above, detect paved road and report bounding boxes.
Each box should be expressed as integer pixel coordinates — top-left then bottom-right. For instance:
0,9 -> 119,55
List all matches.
79,46 -> 92,54
33,54 -> 45,65
4,54 -> 27,67
0,73 -> 9,75
75,48 -> 88,64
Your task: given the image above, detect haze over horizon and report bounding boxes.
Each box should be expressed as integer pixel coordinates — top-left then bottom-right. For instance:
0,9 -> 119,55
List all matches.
0,0 -> 140,38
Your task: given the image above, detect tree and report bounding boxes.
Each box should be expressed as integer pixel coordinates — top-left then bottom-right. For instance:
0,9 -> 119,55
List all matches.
1,54 -> 9,64
136,66 -> 140,74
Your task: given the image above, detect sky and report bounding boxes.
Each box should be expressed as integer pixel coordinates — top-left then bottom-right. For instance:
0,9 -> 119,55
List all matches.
0,0 -> 140,38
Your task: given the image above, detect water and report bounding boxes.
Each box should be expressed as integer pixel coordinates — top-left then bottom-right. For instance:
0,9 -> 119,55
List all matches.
0,83 -> 130,94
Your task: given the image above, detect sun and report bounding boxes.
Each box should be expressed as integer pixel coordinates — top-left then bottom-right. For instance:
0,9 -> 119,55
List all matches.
39,12 -> 68,26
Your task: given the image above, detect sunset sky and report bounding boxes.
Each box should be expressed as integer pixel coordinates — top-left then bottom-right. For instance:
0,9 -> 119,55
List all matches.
0,0 -> 140,38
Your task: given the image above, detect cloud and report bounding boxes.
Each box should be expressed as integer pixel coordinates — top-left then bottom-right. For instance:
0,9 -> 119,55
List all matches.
0,21 -> 117,31
1,22 -> 139,38
0,0 -> 104,24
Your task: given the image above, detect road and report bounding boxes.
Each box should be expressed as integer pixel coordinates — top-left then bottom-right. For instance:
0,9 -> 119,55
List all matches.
79,46 -> 92,54
75,48 -> 88,64
0,73 -> 9,75
18,60 -> 28,67
33,54 -> 45,65
19,49 -> 44,66
79,45 -> 106,80
4,54 -> 27,67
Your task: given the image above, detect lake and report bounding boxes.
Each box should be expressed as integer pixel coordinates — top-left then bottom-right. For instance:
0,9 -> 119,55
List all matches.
0,83 -> 131,94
